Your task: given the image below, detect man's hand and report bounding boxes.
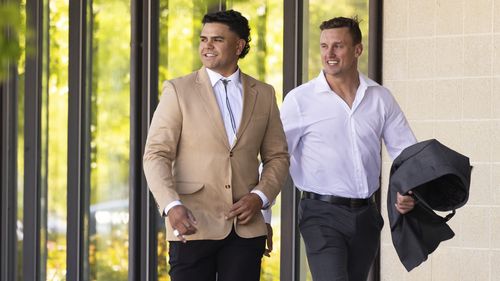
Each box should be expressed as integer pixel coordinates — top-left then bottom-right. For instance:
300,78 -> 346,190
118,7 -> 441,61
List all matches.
226,193 -> 263,224
395,191 -> 415,214
264,223 -> 273,257
168,205 -> 197,243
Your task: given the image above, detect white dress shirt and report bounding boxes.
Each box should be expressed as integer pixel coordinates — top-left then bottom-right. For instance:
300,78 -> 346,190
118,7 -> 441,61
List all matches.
281,71 -> 417,199
206,68 -> 243,146
164,68 -> 270,220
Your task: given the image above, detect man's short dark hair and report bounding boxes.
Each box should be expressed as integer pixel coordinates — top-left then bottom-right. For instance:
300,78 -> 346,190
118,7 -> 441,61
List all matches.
320,16 -> 362,45
202,10 -> 251,58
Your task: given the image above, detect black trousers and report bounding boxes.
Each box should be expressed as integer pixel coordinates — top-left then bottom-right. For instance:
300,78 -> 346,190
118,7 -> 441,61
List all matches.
299,198 -> 384,281
168,227 -> 266,281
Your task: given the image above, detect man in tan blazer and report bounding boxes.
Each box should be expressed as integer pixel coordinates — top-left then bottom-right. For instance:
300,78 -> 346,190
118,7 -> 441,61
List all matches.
143,9 -> 289,281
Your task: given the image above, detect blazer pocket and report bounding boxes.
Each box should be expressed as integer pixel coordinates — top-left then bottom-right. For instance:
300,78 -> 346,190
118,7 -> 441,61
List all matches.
176,182 -> 204,195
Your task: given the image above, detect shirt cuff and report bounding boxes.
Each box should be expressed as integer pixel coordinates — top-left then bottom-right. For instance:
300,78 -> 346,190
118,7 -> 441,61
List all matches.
163,200 -> 182,216
251,190 -> 269,209
261,208 -> 272,224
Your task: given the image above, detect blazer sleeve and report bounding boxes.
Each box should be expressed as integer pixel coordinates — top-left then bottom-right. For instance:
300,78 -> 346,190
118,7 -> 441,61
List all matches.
143,81 -> 182,215
256,87 -> 290,203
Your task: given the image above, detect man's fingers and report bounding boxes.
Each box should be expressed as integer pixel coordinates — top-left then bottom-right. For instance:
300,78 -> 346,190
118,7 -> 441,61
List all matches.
237,213 -> 253,224
266,238 -> 273,252
263,249 -> 271,257
183,210 -> 198,233
169,205 -> 197,238
264,223 -> 273,257
236,208 -> 254,224
187,210 -> 198,224
226,204 -> 245,220
395,203 -> 413,214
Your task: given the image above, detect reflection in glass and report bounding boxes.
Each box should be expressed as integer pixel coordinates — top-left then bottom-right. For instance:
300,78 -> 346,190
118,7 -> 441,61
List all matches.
157,1 -> 284,280
39,0 -> 50,279
89,0 -> 131,280
45,0 -> 69,280
17,1 -> 27,280
300,1 -> 369,280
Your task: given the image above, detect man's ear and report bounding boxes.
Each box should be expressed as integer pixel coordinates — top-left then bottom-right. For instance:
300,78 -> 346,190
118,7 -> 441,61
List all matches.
354,43 -> 363,58
236,39 -> 246,56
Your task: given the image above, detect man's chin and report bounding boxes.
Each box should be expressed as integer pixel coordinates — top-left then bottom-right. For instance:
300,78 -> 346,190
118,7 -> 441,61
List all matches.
201,61 -> 216,69
323,68 -> 341,76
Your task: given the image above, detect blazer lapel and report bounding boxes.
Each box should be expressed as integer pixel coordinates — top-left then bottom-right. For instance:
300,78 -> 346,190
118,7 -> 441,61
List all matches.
235,73 -> 257,146
195,67 -> 231,149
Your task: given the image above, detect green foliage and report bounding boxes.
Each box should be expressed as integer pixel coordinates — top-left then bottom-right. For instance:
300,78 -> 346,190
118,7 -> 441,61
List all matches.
46,234 -> 66,281
0,3 -> 22,81
233,0 -> 284,101
47,0 -> 69,228
89,231 -> 129,281
90,0 -> 131,205
45,1 -> 69,279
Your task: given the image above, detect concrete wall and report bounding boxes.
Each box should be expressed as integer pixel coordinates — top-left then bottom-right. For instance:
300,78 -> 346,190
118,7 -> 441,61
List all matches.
381,0 -> 500,280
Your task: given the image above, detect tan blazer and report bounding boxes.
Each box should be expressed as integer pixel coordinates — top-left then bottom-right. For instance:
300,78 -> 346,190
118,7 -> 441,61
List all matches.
143,67 -> 289,241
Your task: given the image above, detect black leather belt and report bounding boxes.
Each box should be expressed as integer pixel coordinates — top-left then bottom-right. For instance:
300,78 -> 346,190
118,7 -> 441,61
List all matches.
302,191 -> 375,208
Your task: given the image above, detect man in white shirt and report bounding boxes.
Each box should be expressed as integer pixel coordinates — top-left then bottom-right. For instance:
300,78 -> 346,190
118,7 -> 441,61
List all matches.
280,17 -> 417,281
143,10 -> 289,281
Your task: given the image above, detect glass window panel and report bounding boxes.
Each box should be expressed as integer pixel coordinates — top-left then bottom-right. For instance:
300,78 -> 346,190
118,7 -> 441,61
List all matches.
40,0 -> 50,279
158,0 -> 218,90
300,1 -> 369,280
88,0 -> 131,280
229,2 -> 284,280
17,1 -> 27,280
231,1 -> 284,103
45,0 -> 69,280
303,0 -> 369,81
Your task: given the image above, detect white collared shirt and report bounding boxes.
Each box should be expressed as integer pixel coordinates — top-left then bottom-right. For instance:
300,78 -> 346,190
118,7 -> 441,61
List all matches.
206,68 -> 243,146
281,71 -> 417,198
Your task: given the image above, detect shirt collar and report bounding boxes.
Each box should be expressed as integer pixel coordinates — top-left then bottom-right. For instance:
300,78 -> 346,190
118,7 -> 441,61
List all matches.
206,68 -> 241,87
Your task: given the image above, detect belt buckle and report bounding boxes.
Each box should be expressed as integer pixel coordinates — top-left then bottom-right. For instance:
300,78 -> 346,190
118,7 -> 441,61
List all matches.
350,199 -> 361,208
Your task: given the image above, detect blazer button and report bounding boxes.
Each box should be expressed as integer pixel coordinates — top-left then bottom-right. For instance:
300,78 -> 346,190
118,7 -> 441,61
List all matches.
229,151 -> 233,157
225,185 -> 231,189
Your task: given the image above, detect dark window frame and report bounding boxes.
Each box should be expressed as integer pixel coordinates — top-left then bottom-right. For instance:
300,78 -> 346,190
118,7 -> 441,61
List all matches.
1,30 -> 19,281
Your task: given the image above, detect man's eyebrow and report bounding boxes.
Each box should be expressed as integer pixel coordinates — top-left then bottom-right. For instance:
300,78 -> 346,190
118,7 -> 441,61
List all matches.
200,35 -> 225,40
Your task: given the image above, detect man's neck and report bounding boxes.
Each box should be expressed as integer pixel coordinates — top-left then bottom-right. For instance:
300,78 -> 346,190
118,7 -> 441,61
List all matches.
325,71 -> 360,108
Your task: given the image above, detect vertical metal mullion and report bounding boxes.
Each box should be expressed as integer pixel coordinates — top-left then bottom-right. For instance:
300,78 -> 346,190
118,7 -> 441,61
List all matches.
368,1 -> 383,281
67,0 -> 90,280
129,0 -> 159,280
129,0 -> 143,280
23,0 -> 44,279
368,0 -> 383,84
1,2 -> 20,277
281,1 -> 303,281
144,0 -> 160,279
1,52 -> 19,281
